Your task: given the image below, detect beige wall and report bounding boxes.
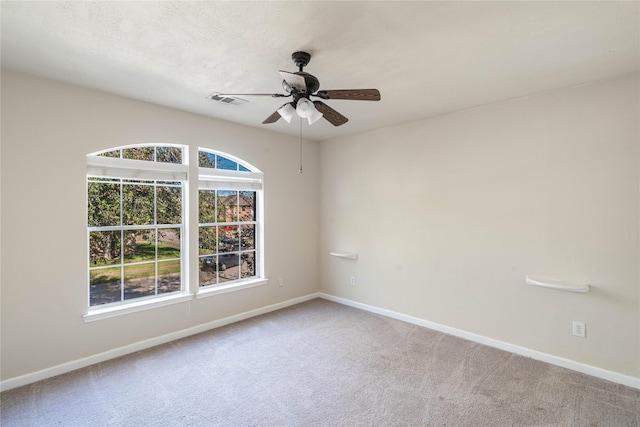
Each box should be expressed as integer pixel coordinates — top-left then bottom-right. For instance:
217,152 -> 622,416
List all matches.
0,70 -> 319,380
319,74 -> 639,378
2,69 -> 638,384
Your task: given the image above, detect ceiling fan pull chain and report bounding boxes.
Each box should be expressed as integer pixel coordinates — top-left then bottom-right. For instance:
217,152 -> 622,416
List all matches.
299,118 -> 303,174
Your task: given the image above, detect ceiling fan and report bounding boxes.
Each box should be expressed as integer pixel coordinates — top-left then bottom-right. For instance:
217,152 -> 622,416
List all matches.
208,51 -> 381,126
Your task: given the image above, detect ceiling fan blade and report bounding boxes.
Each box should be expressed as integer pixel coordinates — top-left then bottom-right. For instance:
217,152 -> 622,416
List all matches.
262,110 -> 281,124
207,92 -> 287,99
313,101 -> 349,126
315,89 -> 381,101
279,71 -> 306,91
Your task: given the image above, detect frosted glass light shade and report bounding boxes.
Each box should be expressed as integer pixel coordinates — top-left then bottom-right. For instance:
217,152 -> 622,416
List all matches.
296,98 -> 315,118
307,108 -> 323,125
277,103 -> 296,123
296,97 -> 323,125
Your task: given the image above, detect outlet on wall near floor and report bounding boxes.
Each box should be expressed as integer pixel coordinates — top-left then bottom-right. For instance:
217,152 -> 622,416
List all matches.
573,321 -> 586,338
350,276 -> 356,286
278,278 -> 284,287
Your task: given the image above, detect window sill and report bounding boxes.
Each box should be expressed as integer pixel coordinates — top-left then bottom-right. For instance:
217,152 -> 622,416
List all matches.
83,293 -> 194,323
83,279 -> 268,322
196,278 -> 268,299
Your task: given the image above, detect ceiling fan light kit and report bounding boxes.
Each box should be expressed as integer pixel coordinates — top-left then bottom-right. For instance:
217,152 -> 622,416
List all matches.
209,51 -> 381,127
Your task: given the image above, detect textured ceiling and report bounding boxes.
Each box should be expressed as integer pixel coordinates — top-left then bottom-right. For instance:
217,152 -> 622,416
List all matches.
2,1 -> 639,141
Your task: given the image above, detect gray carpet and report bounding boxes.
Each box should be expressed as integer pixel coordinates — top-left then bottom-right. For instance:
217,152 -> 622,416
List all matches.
1,298 -> 639,426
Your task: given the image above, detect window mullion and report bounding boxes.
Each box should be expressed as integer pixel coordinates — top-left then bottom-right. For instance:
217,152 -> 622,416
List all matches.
120,229 -> 125,303
154,181 -> 158,296
119,180 -> 124,303
215,189 -> 219,285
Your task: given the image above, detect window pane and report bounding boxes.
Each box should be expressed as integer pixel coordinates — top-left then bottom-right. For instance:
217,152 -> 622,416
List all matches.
217,190 -> 238,222
241,251 -> 255,278
88,177 -> 118,182
199,226 -> 217,255
158,228 -> 181,260
124,263 -> 156,300
90,267 -> 121,306
239,164 -> 250,172
219,225 -> 238,253
218,253 -> 240,283
158,261 -> 180,294
123,147 -> 154,161
199,190 -> 216,224
123,183 -> 154,225
123,229 -> 156,264
239,191 -> 256,221
198,151 -> 216,168
88,182 -> 120,226
240,224 -> 255,250
89,231 -> 121,266
157,185 -> 182,224
217,156 -> 237,171
98,150 -> 121,158
156,146 -> 182,164
199,255 -> 218,287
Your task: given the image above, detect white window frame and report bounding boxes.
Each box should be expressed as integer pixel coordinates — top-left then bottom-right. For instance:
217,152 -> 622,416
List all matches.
84,145 -> 191,322
196,149 -> 266,298
83,146 -> 267,322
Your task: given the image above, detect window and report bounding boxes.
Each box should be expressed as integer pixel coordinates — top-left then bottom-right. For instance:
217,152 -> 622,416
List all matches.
87,145 -> 187,307
86,145 -> 264,315
198,149 -> 263,289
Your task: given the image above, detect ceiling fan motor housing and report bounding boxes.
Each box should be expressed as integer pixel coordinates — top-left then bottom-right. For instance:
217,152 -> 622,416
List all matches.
281,51 -> 320,98
281,72 -> 320,97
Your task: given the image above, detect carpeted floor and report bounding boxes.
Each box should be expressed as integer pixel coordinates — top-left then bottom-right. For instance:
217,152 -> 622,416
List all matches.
2,298 -> 639,426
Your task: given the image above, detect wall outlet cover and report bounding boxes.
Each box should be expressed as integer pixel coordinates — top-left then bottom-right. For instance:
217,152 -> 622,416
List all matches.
573,321 -> 586,338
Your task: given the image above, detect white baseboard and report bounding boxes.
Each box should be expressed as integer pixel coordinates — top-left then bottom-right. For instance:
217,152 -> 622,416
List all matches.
318,293 -> 640,390
4,292 -> 638,392
0,293 -> 321,392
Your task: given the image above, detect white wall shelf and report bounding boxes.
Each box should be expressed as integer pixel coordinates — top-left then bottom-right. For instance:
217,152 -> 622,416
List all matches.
330,252 -> 358,260
525,276 -> 590,294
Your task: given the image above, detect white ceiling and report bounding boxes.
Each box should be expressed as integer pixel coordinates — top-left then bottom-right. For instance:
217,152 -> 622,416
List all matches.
2,1 -> 639,142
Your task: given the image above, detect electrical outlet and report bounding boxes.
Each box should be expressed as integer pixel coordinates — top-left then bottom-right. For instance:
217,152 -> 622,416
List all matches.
350,276 -> 356,286
573,321 -> 586,338
278,278 -> 284,287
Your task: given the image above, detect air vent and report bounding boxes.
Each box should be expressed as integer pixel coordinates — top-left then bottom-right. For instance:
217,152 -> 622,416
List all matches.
206,93 -> 248,105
